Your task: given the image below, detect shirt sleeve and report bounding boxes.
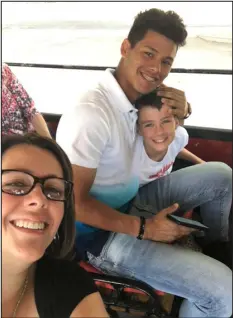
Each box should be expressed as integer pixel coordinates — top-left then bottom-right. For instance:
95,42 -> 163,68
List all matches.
56,104 -> 110,169
3,63 -> 38,121
173,126 -> 189,152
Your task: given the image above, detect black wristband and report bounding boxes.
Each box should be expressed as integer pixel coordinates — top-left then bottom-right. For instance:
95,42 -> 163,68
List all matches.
137,216 -> 146,240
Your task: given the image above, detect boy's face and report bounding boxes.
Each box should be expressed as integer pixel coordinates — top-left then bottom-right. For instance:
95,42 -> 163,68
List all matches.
138,105 -> 178,154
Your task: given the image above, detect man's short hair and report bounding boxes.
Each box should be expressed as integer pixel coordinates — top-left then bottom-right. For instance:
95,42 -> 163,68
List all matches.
128,8 -> 187,48
135,91 -> 163,112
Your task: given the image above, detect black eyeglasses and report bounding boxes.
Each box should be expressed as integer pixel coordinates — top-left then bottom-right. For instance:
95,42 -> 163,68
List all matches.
2,170 -> 73,202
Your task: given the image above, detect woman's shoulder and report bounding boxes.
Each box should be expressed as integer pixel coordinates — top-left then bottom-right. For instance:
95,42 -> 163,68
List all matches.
39,256 -> 86,272
37,256 -> 97,289
35,257 -> 98,318
2,63 -> 13,86
2,63 -> 11,73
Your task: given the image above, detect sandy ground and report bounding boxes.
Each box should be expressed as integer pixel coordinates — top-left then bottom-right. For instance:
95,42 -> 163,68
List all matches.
2,24 -> 232,130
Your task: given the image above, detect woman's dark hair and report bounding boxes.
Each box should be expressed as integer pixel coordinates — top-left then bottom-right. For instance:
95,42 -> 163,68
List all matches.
135,90 -> 163,111
2,133 -> 76,260
128,8 -> 187,48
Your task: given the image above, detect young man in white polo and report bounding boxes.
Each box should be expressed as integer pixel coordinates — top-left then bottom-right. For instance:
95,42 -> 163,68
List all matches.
57,8 -> 232,317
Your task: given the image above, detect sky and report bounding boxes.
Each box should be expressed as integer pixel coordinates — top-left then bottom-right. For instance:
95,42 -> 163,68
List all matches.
2,1 -> 232,26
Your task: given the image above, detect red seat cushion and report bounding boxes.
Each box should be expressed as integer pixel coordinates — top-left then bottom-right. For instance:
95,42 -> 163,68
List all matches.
183,210 -> 193,219
79,260 -> 165,296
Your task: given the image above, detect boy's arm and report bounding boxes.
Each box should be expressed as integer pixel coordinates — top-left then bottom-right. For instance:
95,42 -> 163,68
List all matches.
177,148 -> 205,164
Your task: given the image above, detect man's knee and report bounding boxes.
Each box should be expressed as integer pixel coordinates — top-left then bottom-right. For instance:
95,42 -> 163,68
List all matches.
208,161 -> 232,176
206,162 -> 232,188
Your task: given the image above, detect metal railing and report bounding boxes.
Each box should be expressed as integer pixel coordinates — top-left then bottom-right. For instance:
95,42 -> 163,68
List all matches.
6,62 -> 232,75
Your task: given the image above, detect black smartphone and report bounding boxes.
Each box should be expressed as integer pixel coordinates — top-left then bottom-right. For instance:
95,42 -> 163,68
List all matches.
167,214 -> 209,231
172,208 -> 187,217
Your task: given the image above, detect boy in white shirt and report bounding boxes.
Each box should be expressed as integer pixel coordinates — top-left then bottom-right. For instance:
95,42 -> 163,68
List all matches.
135,91 -> 205,186
135,91 -> 204,251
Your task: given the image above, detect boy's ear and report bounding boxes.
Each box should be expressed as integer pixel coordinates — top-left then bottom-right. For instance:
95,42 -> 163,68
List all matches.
175,116 -> 179,128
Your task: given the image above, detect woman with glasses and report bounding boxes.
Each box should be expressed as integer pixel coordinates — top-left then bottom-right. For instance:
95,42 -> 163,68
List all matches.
2,133 -> 108,318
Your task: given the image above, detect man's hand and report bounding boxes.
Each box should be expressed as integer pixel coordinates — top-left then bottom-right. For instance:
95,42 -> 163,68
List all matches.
143,203 -> 195,243
157,84 -> 189,119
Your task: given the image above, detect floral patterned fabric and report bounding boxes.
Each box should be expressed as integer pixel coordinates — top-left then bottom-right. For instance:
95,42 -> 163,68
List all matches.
1,63 -> 38,136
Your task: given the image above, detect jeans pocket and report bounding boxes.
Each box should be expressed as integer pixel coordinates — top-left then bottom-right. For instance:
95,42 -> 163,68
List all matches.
87,232 -> 117,268
130,202 -> 155,218
100,232 -> 117,259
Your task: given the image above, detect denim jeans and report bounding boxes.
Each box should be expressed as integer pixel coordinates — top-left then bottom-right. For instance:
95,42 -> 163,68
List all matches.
87,162 -> 232,317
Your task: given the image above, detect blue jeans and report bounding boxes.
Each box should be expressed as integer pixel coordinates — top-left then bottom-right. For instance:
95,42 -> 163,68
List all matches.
87,162 -> 232,317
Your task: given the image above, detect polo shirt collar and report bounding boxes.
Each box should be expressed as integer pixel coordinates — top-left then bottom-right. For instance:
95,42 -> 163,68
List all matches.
102,68 -> 138,114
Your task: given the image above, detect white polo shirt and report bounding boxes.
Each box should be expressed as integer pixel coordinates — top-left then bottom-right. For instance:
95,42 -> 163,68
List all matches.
56,69 -> 139,232
134,126 -> 189,186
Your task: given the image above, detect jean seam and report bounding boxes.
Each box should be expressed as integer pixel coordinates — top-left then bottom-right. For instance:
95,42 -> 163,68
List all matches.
218,189 -> 229,240
180,187 -> 227,211
198,188 -> 228,240
99,258 -> 136,279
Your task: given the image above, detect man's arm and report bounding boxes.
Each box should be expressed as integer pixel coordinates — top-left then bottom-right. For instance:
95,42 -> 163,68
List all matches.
32,113 -> 52,138
73,165 -> 194,242
73,164 -> 140,237
177,148 -> 205,164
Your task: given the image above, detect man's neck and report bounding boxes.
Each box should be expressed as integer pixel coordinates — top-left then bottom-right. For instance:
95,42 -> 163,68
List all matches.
114,61 -> 141,104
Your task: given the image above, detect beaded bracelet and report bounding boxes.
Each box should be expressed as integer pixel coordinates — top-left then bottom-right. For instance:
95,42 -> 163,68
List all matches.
137,216 -> 146,240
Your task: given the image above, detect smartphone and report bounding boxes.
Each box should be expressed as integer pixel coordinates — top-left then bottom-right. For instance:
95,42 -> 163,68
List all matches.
172,208 -> 187,217
167,214 -> 209,231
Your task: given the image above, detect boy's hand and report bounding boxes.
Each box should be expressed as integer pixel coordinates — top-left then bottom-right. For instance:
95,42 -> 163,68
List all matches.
157,84 -> 189,119
143,203 -> 195,242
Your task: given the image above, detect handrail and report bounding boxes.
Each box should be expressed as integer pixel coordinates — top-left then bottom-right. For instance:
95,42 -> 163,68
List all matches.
6,62 -> 232,75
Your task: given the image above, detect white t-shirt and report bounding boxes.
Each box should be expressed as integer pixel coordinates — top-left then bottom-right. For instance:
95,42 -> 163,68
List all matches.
133,126 -> 189,186
56,69 -> 139,232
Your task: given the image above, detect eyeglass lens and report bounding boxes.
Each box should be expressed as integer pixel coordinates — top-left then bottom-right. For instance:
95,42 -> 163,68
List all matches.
2,171 -> 68,201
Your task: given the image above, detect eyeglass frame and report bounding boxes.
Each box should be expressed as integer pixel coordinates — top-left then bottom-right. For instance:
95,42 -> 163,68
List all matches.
1,169 -> 73,202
